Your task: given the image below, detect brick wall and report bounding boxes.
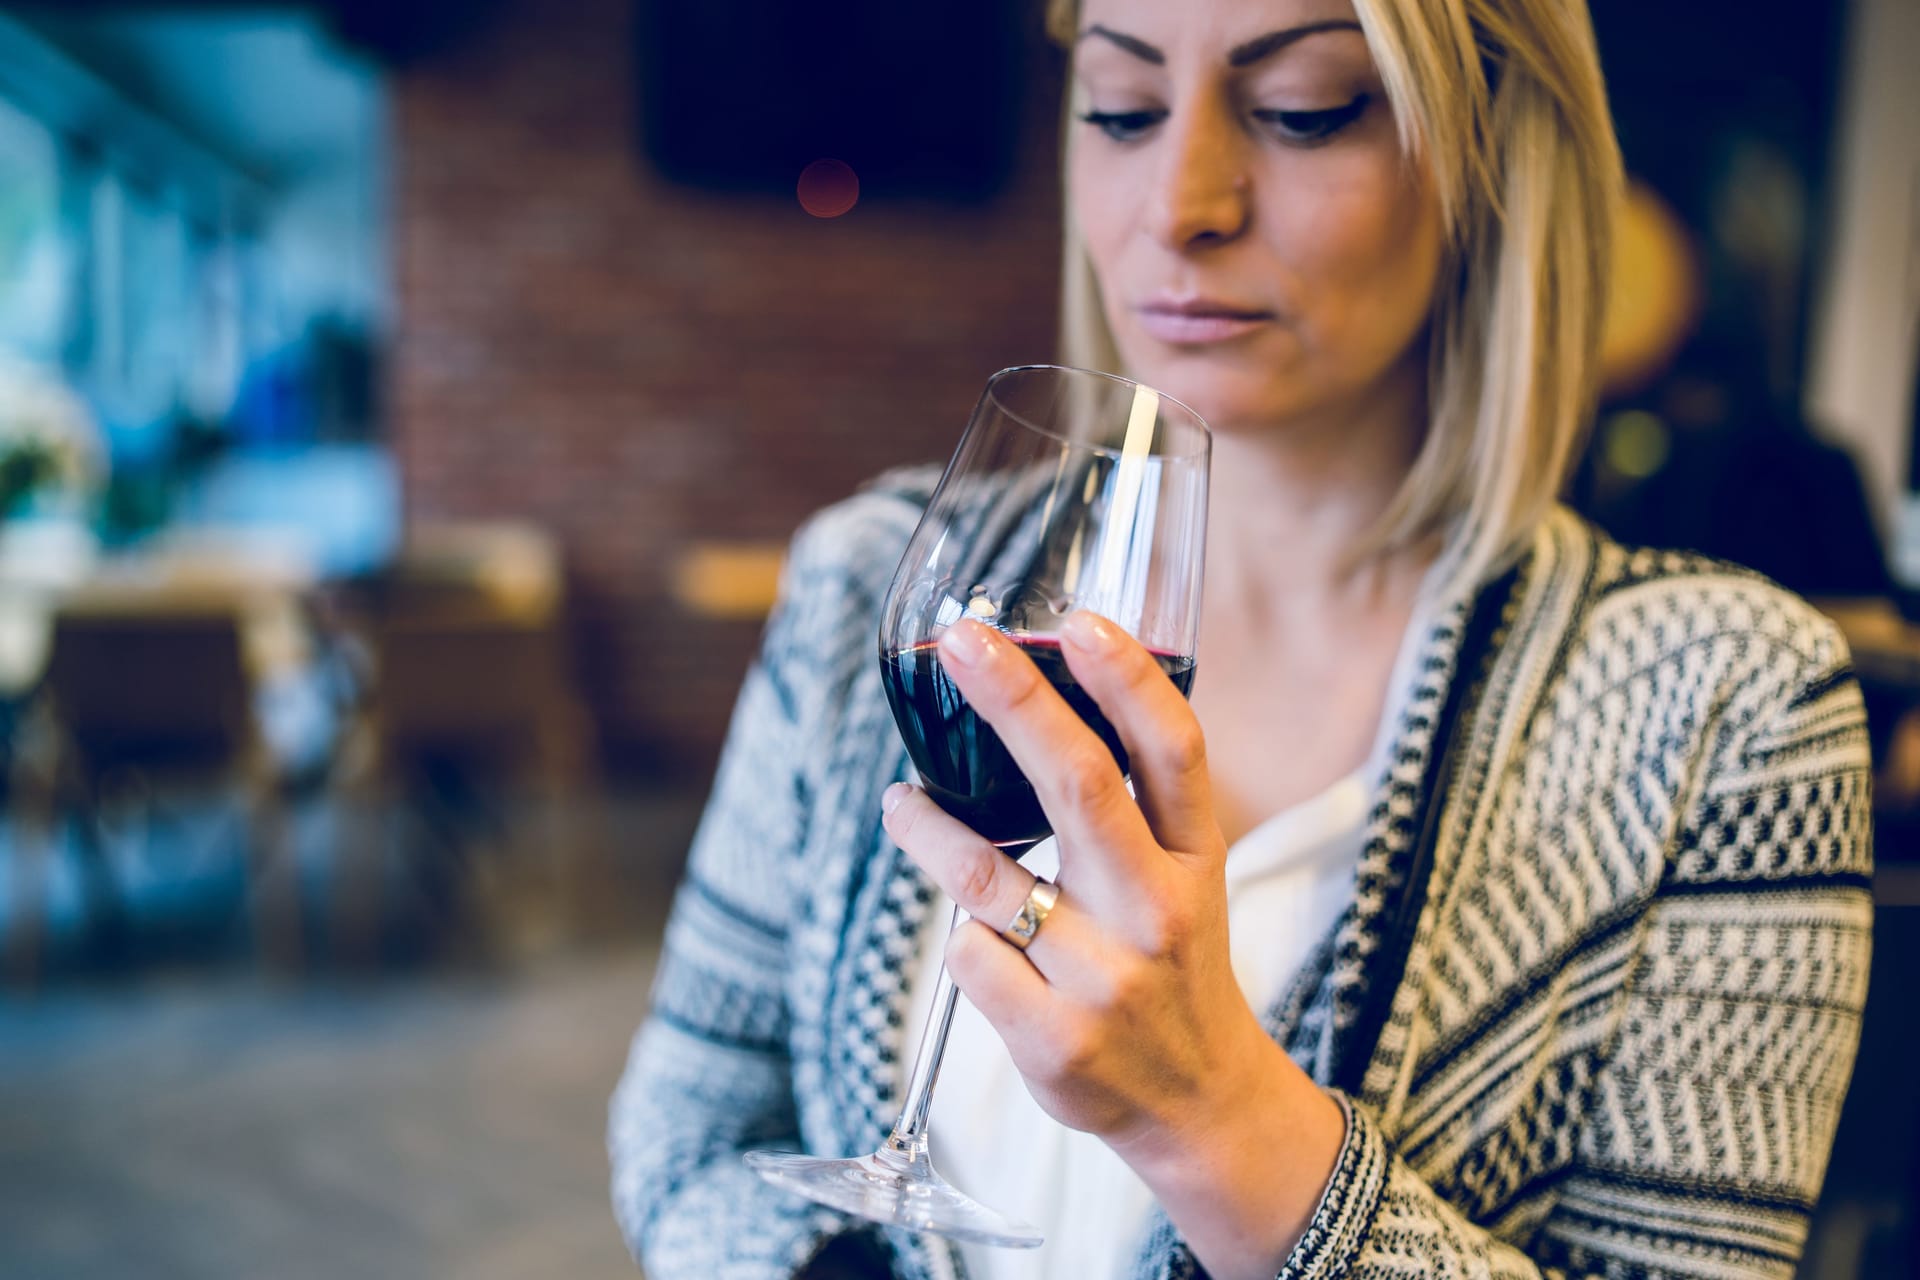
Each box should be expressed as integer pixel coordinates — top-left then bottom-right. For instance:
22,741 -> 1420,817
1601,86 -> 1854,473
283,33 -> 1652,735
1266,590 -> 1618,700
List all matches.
390,0 -> 1065,771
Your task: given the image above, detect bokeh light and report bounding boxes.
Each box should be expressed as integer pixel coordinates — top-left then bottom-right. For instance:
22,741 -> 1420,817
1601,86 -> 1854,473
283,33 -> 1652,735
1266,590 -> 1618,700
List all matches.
1602,410 -> 1673,479
796,158 -> 859,218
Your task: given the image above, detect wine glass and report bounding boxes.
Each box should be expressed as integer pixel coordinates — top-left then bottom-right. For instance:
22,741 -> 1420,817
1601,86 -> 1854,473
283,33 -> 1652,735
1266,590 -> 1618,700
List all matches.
746,364 -> 1210,1247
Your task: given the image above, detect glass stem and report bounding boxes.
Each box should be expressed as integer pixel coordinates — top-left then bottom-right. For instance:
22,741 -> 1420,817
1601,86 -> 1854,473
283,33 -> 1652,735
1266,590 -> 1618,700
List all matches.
876,904 -> 965,1179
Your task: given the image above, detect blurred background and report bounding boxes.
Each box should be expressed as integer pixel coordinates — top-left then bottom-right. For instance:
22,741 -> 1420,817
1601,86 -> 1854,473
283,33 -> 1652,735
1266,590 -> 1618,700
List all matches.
0,0 -> 1911,1276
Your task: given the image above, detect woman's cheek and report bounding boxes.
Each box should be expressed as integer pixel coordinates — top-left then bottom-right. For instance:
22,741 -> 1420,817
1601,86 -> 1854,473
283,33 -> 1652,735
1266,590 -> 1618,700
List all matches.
1275,162 -> 1402,289
1278,163 -> 1440,369
1069,152 -> 1129,260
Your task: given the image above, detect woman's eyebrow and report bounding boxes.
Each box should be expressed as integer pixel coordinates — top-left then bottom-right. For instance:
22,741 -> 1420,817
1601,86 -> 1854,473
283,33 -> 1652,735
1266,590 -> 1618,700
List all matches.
1079,24 -> 1164,65
1077,20 -> 1365,69
1227,20 -> 1363,66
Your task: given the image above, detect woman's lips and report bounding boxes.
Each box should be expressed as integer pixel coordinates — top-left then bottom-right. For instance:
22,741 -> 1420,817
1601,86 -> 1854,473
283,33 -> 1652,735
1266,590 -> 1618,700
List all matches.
1134,301 -> 1274,345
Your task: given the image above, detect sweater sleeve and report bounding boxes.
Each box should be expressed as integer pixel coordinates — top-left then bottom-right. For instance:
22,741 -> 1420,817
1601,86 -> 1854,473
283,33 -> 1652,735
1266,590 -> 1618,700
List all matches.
607,506 -> 900,1279
1264,626 -> 1875,1280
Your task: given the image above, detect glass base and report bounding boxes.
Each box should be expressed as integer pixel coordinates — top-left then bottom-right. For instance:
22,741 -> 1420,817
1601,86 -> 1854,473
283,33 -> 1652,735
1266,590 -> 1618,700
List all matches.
745,1149 -> 1043,1249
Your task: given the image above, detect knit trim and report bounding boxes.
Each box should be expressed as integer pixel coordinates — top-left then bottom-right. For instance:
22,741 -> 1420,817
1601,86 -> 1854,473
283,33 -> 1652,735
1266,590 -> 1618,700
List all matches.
1275,1092 -> 1390,1280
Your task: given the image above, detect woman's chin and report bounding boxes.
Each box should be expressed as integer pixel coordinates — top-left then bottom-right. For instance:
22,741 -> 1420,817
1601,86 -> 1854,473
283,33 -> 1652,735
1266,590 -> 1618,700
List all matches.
1116,345 -> 1304,435
1140,373 -> 1299,438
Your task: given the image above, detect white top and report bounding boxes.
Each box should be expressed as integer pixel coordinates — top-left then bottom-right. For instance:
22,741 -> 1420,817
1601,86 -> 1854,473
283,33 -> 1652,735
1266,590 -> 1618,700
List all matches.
898,604 -> 1433,1280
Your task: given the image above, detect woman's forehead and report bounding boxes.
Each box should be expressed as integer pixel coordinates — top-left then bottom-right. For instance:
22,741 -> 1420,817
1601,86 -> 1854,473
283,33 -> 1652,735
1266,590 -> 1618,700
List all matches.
1075,0 -> 1363,39
1071,0 -> 1371,70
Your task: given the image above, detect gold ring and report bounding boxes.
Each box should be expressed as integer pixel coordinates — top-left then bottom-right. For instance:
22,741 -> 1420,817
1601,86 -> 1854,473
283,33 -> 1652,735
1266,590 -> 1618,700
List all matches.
1000,878 -> 1059,952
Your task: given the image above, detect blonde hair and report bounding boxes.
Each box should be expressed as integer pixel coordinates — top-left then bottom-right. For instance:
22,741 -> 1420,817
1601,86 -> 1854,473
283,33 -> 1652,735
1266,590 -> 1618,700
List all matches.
1047,0 -> 1623,588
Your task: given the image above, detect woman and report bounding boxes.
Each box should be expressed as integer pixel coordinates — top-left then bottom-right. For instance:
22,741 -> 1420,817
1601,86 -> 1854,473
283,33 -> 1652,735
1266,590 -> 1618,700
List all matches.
610,1 -> 1873,1277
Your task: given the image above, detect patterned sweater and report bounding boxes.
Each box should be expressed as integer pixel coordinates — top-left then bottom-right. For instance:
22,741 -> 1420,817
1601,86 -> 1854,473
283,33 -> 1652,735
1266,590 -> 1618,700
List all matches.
609,473 -> 1873,1280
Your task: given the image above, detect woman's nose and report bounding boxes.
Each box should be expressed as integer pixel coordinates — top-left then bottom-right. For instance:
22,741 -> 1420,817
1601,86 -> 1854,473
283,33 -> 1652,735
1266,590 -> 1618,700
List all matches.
1145,105 -> 1250,250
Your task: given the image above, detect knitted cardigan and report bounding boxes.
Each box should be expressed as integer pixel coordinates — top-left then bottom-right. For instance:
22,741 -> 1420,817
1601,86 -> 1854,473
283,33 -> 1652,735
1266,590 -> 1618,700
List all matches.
609,472 -> 1873,1280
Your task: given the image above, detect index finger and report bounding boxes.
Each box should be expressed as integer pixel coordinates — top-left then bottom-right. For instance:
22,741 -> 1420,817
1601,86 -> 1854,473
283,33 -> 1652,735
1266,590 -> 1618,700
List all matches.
934,618 -> 1157,887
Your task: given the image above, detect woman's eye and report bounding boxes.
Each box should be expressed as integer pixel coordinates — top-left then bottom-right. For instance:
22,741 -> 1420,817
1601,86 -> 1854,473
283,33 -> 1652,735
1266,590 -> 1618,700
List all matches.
1078,108 -> 1167,143
1251,94 -> 1370,144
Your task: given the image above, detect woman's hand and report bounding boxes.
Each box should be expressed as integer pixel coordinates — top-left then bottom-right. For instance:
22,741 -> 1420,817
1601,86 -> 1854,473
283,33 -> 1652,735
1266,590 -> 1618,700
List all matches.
882,611 -> 1251,1146
879,612 -> 1345,1279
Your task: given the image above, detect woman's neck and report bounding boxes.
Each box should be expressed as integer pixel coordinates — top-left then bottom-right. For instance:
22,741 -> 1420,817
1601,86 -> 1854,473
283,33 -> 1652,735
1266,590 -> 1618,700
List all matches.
1202,369 -> 1432,628
1190,378 -> 1437,840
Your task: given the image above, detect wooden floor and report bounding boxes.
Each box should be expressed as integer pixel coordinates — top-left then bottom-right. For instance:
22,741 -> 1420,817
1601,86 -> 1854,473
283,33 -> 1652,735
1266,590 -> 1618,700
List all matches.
0,778 -> 702,1280
0,947 -> 661,1279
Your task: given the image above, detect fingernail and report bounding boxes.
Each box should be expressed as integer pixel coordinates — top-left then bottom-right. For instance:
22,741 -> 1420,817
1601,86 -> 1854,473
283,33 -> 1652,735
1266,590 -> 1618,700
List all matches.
882,782 -> 910,814
939,619 -> 991,667
1064,610 -> 1117,653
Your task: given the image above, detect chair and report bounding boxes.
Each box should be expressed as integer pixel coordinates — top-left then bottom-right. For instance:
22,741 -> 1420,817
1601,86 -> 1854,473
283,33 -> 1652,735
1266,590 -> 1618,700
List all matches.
7,602 -> 301,977
331,523 -> 599,963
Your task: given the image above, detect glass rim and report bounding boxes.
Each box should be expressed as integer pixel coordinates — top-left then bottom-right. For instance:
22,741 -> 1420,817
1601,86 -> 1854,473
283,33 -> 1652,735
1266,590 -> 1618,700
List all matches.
983,364 -> 1211,461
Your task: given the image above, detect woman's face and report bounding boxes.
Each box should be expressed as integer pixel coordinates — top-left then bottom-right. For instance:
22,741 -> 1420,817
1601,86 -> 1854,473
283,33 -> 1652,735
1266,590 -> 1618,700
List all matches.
1069,0 -> 1444,437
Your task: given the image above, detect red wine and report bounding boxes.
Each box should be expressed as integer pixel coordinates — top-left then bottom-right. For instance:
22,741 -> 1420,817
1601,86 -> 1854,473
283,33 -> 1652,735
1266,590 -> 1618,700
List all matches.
880,634 -> 1196,854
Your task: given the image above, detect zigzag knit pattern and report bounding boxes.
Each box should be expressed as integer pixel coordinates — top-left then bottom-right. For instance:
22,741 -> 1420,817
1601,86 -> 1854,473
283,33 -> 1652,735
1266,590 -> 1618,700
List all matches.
610,482 -> 1872,1280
